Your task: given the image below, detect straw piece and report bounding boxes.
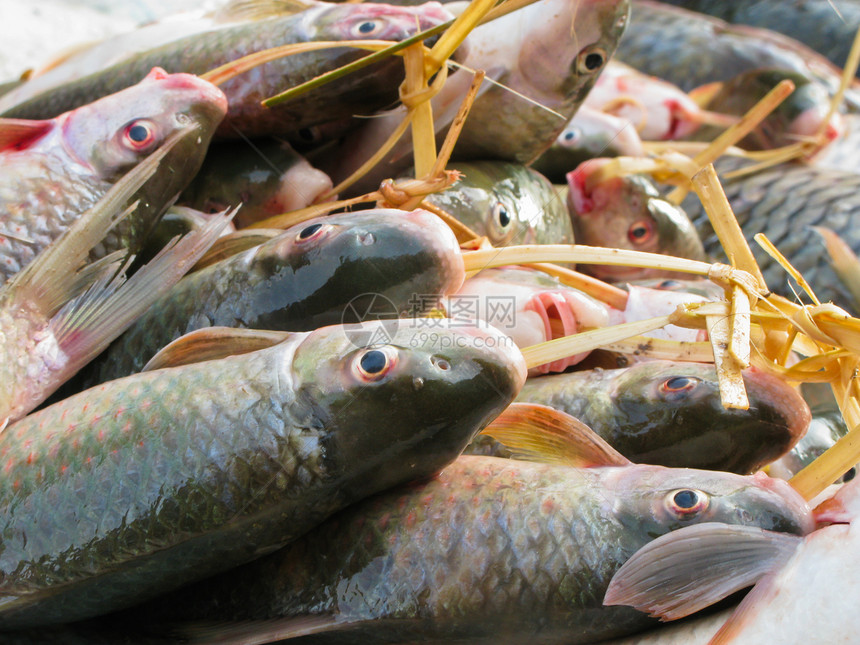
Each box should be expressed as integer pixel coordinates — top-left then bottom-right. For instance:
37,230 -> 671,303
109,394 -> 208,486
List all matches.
524,263 -> 629,311
600,336 -> 714,362
705,313 -> 749,410
402,43 -> 436,179
423,0 -> 497,77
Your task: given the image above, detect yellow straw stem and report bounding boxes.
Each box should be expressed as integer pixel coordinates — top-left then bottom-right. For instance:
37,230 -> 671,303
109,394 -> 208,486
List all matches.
403,43 -> 436,179
430,70 -> 486,178
791,403 -> 860,500
600,336 -> 714,362
424,0 -> 497,77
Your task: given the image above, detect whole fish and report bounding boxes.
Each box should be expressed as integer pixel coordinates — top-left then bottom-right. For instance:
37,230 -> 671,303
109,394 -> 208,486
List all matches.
135,454 -> 812,644
681,157 -> 860,311
687,68 -> 842,154
531,106 -> 645,183
566,159 -> 708,281
605,475 -> 860,643
0,318 -> 525,628
505,361 -> 810,473
179,138 -> 333,228
1,2 -> 455,141
422,161 -> 574,247
615,1 -> 854,102
83,208 -> 465,385
0,67 -> 226,284
658,0 -> 860,74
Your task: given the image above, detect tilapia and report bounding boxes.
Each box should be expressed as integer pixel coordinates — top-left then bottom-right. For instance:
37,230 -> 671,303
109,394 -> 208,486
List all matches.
0,318 -> 525,628
82,208 -> 465,386
567,159 -> 708,281
132,454 -> 811,644
1,2 -> 456,142
503,361 -> 810,473
0,67 -> 226,284
421,161 -> 574,247
179,138 -> 332,228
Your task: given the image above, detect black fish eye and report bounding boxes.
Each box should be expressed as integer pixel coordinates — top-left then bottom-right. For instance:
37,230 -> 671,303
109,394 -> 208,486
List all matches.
674,490 -> 699,509
659,376 -> 700,396
298,223 -> 323,240
666,488 -> 709,516
844,467 -> 857,482
576,46 -> 607,74
496,204 -> 511,228
659,280 -> 682,288
360,350 -> 387,374
354,347 -> 395,381
584,52 -> 604,70
128,124 -> 149,142
563,128 -> 579,142
356,19 -> 380,35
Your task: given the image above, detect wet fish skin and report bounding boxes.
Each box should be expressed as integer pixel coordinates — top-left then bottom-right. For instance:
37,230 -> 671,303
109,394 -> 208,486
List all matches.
137,456 -> 811,644
507,361 -> 810,474
1,2 -> 455,140
681,157 -> 860,312
0,319 -> 525,628
423,161 -> 574,247
84,208 -> 465,386
0,68 -> 226,284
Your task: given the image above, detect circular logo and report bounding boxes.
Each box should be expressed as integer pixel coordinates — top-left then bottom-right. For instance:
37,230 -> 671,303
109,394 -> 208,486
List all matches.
340,292 -> 401,348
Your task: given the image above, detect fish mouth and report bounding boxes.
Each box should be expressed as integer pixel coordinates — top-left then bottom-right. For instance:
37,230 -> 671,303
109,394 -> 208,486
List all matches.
566,158 -> 611,215
524,291 -> 588,373
743,366 -> 811,447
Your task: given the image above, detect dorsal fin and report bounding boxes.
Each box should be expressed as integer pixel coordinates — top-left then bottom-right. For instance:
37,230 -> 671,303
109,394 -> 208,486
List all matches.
212,0 -> 311,23
142,327 -> 295,371
0,118 -> 53,151
193,228 -> 282,270
481,402 -> 631,468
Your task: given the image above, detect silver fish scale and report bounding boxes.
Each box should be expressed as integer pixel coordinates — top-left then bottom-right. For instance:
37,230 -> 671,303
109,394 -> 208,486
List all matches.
0,342 -> 335,625
0,152 -> 109,284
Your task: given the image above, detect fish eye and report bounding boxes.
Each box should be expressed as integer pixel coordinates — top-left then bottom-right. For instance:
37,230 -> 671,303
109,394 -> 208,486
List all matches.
295,222 -> 331,243
353,347 -> 396,382
666,489 -> 709,516
627,220 -> 654,245
352,18 -> 384,37
494,202 -> 512,229
122,119 -> 157,150
659,376 -> 700,395
658,279 -> 682,289
844,467 -> 857,482
576,46 -> 607,74
561,127 -> 581,144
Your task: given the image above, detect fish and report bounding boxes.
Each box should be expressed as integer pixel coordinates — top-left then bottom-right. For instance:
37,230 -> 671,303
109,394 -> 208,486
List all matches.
681,156 -> 860,311
0,318 -> 525,628
566,159 -> 709,281
0,67 -> 227,284
686,68 -> 843,154
501,360 -> 810,473
604,474 -> 860,643
450,266 -> 612,372
80,207 -> 466,386
323,0 -> 631,193
131,438 -> 812,644
179,138 -> 333,228
615,1 -> 855,103
583,60 -> 707,141
1,2 -> 457,142
531,105 -> 645,183
0,133 -> 234,429
421,161 -> 575,247
657,0 -> 860,75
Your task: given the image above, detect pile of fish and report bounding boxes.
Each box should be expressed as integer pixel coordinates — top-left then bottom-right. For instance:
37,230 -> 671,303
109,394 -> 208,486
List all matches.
1,0 -> 859,642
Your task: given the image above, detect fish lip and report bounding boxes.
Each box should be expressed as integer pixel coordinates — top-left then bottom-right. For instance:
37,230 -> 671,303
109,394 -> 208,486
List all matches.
453,320 -> 527,390
566,158 -> 610,215
524,291 -> 587,373
749,471 -> 815,535
742,366 -> 811,444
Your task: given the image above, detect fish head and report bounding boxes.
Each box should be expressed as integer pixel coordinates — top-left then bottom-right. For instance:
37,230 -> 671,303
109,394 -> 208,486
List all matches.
428,162 -> 573,246
557,107 -> 644,156
602,361 -> 810,472
515,0 -> 630,107
289,319 -> 527,492
313,1 -> 456,44
606,464 -> 813,538
250,208 -> 464,330
60,68 -> 227,181
567,160 -> 705,280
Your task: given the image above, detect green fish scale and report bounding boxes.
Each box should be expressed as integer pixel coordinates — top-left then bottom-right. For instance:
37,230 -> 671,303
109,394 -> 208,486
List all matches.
0,152 -> 108,283
167,458 -> 650,643
684,157 -> 860,310
0,344 -> 335,626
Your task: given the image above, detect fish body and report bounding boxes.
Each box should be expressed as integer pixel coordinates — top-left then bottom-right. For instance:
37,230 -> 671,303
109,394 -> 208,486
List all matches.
531,106 -> 645,183
138,455 -> 811,644
0,67 -> 226,284
0,319 -> 525,628
508,361 -> 810,473
1,2 -> 455,141
567,160 -> 708,281
423,161 -> 574,246
179,138 -> 332,228
84,208 -> 465,385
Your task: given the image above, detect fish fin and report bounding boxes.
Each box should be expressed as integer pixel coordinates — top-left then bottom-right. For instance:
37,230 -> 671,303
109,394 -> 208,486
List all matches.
143,326 -> 295,372
193,228 -> 283,271
212,0 -> 310,23
0,118 -> 53,151
603,522 -> 800,621
481,402 -> 631,467
50,207 -> 237,375
178,614 -> 344,645
687,81 -> 724,108
707,572 -> 782,645
813,226 -> 860,311
0,126 -> 191,317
